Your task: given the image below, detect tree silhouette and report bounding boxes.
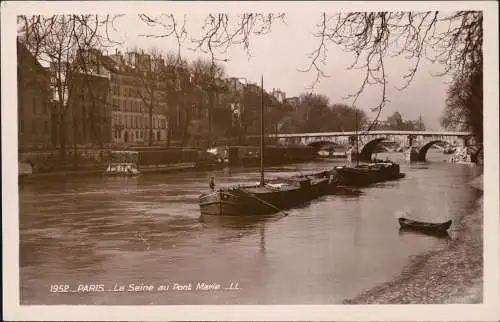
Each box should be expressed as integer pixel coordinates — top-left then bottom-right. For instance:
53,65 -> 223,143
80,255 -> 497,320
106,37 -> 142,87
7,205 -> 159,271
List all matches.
18,14 -> 120,160
136,11 -> 483,130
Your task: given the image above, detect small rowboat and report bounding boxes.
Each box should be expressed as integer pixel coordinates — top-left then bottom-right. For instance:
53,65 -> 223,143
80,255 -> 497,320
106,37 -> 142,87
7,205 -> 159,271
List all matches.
398,217 -> 452,233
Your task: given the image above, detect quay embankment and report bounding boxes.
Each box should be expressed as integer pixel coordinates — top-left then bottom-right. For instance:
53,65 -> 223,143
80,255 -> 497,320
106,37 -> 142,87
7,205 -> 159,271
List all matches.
18,147 -> 202,181
343,174 -> 484,304
18,144 -> 319,181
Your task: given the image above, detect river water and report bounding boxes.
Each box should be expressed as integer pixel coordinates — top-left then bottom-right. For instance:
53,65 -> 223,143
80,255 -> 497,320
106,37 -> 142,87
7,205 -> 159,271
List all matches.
19,151 -> 483,304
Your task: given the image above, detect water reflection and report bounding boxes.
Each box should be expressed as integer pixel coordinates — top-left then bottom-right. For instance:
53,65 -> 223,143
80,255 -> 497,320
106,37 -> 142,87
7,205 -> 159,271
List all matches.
327,186 -> 364,197
200,214 -> 284,255
398,228 -> 452,240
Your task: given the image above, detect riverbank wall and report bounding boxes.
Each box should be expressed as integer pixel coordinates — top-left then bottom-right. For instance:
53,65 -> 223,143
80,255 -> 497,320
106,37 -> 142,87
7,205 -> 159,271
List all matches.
18,144 -> 319,179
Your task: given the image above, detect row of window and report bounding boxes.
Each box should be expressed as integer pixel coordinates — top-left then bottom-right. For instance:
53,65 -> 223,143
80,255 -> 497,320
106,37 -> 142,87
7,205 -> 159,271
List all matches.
113,130 -> 163,142
111,84 -> 163,99
19,119 -> 49,136
22,96 -> 49,115
112,114 -> 166,129
112,85 -> 141,98
111,98 -> 151,113
111,98 -> 166,113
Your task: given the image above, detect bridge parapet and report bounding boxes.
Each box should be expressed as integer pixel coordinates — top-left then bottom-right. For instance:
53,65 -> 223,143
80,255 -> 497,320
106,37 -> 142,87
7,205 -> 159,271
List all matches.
251,131 -> 475,161
271,131 -> 472,147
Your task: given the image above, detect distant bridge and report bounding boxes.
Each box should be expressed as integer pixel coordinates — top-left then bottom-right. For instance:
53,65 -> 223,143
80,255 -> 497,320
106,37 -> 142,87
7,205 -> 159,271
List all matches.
248,130 -> 476,162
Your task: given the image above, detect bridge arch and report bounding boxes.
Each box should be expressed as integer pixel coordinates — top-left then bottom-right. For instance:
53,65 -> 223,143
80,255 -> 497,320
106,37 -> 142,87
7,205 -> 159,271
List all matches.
359,137 -> 387,161
416,140 -> 448,161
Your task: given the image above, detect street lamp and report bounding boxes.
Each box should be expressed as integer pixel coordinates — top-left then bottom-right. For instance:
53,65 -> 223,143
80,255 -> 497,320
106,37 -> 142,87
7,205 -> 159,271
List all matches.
229,78 -> 248,145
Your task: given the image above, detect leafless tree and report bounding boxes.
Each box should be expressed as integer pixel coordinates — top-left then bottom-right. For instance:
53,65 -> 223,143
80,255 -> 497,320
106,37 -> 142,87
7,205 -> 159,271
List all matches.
188,58 -> 226,146
138,13 -> 285,67
136,11 -> 482,132
125,47 -> 167,146
301,12 -> 482,122
441,61 -> 482,142
17,14 -> 121,160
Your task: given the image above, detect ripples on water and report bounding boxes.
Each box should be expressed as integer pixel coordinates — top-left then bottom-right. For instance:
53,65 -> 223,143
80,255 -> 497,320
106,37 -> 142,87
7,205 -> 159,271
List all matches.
19,152 -> 482,304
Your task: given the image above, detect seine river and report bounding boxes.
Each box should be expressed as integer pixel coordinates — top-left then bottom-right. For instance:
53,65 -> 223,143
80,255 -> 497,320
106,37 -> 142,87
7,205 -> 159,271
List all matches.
19,151 -> 483,304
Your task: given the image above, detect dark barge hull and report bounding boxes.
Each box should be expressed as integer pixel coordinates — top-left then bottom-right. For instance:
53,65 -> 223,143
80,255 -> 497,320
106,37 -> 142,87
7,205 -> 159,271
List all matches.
334,163 -> 405,187
199,178 -> 330,216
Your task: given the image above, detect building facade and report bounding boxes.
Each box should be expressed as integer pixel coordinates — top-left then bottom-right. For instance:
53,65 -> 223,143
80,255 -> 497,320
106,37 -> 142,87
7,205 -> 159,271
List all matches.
68,49 -> 113,146
104,51 -> 168,145
17,41 -> 52,150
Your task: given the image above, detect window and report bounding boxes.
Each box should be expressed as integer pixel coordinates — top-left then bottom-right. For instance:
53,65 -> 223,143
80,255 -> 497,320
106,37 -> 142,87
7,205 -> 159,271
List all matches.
157,131 -> 160,141
32,97 -> 36,114
32,120 -> 37,135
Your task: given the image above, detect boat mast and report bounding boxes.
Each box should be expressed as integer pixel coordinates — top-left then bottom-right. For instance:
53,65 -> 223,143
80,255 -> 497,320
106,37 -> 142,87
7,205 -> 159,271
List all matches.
260,75 -> 265,186
355,105 -> 359,166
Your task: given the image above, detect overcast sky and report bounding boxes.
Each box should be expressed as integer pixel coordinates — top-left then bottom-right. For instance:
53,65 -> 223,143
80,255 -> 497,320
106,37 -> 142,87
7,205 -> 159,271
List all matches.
106,12 -> 455,130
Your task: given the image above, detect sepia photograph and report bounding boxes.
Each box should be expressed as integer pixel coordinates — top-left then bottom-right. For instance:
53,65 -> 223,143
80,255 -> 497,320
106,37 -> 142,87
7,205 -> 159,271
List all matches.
2,1 -> 499,321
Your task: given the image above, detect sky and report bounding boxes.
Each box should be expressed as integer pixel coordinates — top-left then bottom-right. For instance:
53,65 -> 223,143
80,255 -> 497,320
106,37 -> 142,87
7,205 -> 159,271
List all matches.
105,12 -> 455,130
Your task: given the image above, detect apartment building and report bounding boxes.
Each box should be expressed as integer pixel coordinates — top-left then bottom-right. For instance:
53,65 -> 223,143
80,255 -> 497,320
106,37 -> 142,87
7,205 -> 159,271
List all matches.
103,51 -> 168,145
68,48 -> 113,145
17,41 -> 52,149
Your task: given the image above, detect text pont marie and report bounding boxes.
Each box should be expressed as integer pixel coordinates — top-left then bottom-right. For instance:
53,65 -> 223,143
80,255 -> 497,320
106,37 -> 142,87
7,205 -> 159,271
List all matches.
50,282 -> 240,293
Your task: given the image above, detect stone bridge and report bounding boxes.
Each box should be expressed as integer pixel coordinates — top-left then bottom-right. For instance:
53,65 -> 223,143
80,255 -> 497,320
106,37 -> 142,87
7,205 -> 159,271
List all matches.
251,130 -> 476,162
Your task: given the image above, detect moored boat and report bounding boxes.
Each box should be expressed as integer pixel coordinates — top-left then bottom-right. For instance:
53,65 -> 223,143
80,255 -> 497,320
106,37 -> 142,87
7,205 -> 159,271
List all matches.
199,173 -> 330,216
333,161 -> 405,187
198,75 -> 334,217
398,217 -> 452,233
105,162 -> 140,176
